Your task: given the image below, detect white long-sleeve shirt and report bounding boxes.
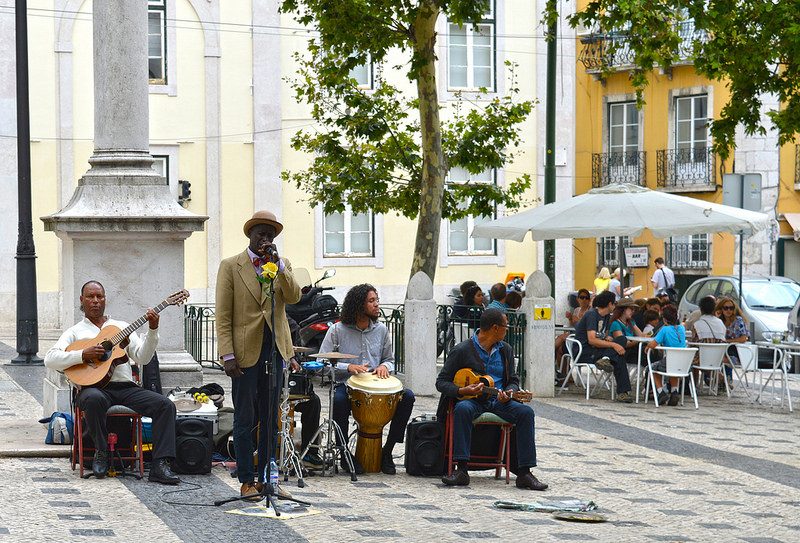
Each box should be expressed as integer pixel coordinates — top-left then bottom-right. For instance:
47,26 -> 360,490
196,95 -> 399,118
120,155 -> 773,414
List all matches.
44,317 -> 159,384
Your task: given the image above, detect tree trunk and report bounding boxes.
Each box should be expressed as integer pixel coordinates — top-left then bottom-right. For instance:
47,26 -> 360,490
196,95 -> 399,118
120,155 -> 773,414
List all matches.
409,1 -> 445,285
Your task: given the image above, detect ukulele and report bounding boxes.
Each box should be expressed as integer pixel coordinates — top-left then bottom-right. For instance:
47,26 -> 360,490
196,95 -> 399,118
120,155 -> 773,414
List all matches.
64,290 -> 190,387
453,368 -> 533,402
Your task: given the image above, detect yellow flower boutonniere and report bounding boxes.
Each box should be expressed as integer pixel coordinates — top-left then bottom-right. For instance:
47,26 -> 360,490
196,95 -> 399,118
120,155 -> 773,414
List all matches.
258,261 -> 279,284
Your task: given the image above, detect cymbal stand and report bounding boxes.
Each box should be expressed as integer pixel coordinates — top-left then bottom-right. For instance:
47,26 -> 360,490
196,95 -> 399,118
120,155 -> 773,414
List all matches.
277,364 -> 306,488
299,359 -> 357,481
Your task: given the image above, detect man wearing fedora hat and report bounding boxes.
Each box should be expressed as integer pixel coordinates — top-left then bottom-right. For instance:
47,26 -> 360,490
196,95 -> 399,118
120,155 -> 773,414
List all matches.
216,210 -> 302,499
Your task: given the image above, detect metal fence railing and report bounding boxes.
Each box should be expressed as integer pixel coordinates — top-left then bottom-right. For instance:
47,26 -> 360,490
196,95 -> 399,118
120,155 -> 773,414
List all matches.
579,21 -> 707,73
437,305 -> 527,384
184,303 -> 219,368
656,147 -> 717,190
665,241 -> 712,269
184,302 -> 406,373
592,151 -> 647,187
379,305 -> 405,374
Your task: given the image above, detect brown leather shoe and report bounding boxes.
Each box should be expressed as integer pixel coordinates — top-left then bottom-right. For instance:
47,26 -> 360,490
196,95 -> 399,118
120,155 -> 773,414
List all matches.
240,482 -> 262,502
516,472 -> 548,491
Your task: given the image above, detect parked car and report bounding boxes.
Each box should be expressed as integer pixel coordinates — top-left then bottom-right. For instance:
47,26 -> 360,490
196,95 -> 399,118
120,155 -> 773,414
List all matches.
678,275 -> 800,365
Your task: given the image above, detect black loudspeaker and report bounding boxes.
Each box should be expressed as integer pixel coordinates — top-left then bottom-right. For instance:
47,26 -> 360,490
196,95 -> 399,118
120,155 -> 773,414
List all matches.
174,418 -> 213,474
404,418 -> 444,476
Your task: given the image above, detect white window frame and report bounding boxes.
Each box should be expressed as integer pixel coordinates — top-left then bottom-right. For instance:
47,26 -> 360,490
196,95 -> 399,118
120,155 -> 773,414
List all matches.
444,2 -> 497,93
150,144 -> 179,200
597,236 -> 630,267
439,168 -> 506,267
667,87 -> 713,152
314,206 -> 384,268
148,0 -> 177,96
350,55 -> 375,90
675,94 -> 709,151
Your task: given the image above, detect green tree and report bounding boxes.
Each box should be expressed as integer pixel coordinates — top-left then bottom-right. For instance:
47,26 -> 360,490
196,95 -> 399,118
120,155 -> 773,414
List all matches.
568,0 -> 800,159
280,0 -> 533,281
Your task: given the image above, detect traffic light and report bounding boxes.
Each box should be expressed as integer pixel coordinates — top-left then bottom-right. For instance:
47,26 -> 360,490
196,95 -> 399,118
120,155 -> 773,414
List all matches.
178,180 -> 191,206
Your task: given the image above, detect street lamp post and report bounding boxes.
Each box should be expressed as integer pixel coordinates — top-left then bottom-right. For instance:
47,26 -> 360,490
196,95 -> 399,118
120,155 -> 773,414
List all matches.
11,0 -> 42,365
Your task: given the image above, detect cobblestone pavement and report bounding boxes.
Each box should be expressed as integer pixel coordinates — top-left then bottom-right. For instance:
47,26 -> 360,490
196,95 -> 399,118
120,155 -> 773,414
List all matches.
2,346 -> 799,542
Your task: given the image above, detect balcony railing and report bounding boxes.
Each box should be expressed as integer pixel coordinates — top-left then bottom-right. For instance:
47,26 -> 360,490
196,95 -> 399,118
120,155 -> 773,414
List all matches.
592,151 -> 647,187
665,241 -> 711,269
579,20 -> 707,73
656,147 -> 716,190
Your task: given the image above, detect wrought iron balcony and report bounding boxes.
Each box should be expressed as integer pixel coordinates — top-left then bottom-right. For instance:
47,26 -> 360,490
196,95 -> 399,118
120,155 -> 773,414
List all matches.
656,147 -> 717,191
579,20 -> 707,74
592,151 -> 647,188
665,241 -> 711,270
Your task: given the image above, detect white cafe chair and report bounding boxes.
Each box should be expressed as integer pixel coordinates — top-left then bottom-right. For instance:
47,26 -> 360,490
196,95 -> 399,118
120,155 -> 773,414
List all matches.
690,342 -> 730,397
645,346 -> 699,409
558,336 -> 614,400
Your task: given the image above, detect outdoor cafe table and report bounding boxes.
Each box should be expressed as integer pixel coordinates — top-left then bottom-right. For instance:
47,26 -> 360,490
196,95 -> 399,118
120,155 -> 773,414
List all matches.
627,336 -> 653,404
754,340 -> 798,411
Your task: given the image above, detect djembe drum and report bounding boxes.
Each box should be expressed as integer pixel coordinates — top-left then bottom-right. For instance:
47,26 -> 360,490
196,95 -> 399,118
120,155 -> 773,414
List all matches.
346,373 -> 404,473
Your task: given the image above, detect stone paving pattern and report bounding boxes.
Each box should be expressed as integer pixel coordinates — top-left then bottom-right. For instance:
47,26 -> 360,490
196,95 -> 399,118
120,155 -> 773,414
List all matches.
1,340 -> 799,542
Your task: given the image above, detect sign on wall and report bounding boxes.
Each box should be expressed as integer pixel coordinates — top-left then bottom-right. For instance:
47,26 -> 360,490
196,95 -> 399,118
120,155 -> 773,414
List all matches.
623,246 -> 649,268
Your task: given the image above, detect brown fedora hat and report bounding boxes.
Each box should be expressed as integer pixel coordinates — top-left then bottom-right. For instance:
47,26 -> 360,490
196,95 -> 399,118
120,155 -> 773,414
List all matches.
243,210 -> 284,237
616,297 -> 637,309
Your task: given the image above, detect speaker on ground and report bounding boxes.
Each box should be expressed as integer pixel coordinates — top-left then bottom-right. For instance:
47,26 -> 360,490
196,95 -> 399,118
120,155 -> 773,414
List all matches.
174,417 -> 213,474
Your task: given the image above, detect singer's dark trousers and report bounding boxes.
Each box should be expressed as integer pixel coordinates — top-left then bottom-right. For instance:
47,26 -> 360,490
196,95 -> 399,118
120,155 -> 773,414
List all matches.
231,324 -> 282,484
77,382 -> 176,459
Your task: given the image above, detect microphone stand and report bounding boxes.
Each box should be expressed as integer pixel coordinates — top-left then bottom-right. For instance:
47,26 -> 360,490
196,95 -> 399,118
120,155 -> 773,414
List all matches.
215,257 -> 311,514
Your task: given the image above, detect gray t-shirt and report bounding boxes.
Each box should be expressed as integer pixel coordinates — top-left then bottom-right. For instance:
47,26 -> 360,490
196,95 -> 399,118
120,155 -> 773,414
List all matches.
319,320 -> 395,382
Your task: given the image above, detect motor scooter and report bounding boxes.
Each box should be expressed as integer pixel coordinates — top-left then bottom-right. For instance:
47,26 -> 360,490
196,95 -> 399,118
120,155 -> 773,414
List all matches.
286,268 -> 339,353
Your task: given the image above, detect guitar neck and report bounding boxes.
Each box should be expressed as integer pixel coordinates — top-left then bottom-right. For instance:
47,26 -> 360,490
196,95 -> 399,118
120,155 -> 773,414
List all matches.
109,299 -> 171,346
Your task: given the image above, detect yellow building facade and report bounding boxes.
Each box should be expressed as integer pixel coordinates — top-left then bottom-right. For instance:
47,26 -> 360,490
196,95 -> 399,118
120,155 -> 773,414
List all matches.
573,7 -> 799,297
0,0 -> 549,330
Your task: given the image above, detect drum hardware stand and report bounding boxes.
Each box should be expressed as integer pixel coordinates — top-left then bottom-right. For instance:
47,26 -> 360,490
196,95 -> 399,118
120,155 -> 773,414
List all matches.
214,263 -> 312,515
299,358 -> 358,482
278,363 -> 306,487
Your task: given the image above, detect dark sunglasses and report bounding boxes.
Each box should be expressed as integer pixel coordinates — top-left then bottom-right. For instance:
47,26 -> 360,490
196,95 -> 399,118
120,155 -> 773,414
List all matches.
578,295 -> 590,300
722,306 -> 735,310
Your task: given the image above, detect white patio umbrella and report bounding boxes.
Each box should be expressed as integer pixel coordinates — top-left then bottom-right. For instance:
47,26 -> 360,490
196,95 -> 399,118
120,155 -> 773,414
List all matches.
472,183 -> 769,242
472,183 -> 770,296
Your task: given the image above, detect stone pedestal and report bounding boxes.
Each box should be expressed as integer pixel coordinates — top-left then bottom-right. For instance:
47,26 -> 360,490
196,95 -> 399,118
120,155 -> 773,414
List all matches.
40,1 -> 206,415
403,272 -> 437,396
521,270 -> 555,398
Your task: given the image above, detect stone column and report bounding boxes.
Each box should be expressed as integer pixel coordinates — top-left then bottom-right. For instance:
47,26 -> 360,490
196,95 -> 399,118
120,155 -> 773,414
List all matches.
403,272 -> 437,396
41,0 -> 207,416
521,270 -> 555,398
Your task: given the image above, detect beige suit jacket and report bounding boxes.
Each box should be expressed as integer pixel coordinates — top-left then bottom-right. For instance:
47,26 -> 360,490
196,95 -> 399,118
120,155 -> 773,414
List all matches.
215,250 -> 302,368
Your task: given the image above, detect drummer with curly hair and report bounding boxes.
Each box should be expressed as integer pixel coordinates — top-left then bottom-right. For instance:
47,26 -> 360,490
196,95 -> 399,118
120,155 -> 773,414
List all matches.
318,283 -> 415,475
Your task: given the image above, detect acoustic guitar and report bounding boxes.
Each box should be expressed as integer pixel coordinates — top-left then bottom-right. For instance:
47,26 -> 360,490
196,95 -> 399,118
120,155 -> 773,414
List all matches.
453,368 -> 533,402
64,290 -> 190,387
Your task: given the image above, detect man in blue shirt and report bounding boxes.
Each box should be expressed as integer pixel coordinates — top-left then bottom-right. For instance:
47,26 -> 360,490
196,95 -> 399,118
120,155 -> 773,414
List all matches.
436,309 -> 547,491
486,283 -> 509,312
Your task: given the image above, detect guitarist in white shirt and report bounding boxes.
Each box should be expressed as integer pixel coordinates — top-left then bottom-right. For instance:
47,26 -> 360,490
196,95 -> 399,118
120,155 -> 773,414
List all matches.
435,308 -> 548,491
44,281 -> 179,484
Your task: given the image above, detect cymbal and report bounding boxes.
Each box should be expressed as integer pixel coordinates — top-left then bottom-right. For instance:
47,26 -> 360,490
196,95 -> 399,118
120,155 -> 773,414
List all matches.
309,351 -> 358,360
292,346 -> 316,353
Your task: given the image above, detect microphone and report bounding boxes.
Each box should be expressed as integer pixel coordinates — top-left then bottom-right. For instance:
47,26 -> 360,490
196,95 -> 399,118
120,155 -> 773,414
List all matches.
264,246 -> 276,257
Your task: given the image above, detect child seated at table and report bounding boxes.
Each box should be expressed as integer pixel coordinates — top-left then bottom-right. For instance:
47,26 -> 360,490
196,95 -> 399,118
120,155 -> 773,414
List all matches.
641,310 -> 660,337
645,305 -> 686,406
